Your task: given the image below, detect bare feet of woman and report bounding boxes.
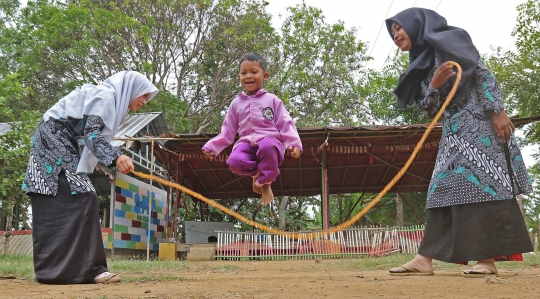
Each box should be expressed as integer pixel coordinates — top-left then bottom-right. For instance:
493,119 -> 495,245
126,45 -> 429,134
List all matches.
260,184 -> 274,206
389,254 -> 434,276
252,176 -> 262,194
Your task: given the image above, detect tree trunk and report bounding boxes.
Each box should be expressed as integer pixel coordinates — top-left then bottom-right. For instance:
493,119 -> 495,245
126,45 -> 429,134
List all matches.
102,207 -> 109,228
21,203 -> 32,230
4,200 -> 14,255
278,196 -> 289,230
537,219 -> 540,251
252,204 -> 262,225
395,193 -> 404,227
338,195 -> 343,224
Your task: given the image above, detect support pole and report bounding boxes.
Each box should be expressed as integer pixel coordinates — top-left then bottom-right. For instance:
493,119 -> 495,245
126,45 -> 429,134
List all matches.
165,158 -> 171,241
321,139 -> 330,230
147,140 -> 155,261
110,171 -> 116,257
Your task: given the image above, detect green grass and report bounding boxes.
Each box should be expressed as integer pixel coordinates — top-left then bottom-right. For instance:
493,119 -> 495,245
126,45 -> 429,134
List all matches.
0,254 -> 35,280
201,263 -> 239,273
279,253 -> 540,272
2,252 -> 539,282
119,274 -> 193,283
108,259 -> 191,273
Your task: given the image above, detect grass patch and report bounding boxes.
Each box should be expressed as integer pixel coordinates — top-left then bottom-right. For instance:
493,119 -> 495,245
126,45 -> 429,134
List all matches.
278,253 -> 540,272
202,263 -> 239,273
1,252 -> 538,282
0,254 -> 35,281
120,274 -> 193,283
108,259 -> 191,275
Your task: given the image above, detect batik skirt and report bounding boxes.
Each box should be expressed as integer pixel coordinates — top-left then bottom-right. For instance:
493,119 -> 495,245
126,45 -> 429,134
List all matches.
29,171 -> 108,284
418,199 -> 533,263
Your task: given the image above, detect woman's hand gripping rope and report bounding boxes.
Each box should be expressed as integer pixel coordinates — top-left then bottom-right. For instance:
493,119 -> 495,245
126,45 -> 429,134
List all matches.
128,62 -> 462,239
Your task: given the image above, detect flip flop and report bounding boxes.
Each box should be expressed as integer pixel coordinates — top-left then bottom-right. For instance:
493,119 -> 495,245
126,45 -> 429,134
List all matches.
463,267 -> 498,278
93,272 -> 121,283
389,266 -> 434,276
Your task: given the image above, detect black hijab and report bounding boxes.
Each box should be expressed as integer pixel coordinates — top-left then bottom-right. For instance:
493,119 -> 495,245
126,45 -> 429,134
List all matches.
385,8 -> 479,109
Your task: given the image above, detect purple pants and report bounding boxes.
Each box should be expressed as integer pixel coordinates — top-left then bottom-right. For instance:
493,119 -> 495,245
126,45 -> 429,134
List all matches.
227,138 -> 285,185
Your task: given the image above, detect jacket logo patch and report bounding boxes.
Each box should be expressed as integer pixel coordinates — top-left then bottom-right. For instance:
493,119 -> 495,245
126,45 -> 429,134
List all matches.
262,107 -> 274,120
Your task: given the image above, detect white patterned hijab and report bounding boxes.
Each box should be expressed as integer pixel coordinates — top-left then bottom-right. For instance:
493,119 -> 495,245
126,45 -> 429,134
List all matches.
42,71 -> 159,173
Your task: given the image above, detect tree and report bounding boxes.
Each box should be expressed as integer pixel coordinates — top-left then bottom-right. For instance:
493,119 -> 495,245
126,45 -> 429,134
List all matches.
0,74 -> 40,231
1,0 -> 435,230
265,3 -> 370,127
0,0 -> 277,133
484,0 -> 540,148
365,50 -> 431,126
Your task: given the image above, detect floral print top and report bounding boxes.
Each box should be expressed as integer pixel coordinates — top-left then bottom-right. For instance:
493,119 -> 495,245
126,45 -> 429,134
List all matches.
416,58 -> 532,208
23,115 -> 122,195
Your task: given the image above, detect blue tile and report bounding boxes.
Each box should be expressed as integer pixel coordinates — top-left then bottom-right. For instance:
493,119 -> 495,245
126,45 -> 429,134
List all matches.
131,234 -> 141,242
114,239 -> 127,249
120,188 -> 133,198
114,209 -> 126,218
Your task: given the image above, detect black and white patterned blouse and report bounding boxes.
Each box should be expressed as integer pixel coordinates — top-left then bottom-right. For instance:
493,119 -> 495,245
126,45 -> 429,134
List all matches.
417,58 -> 533,209
23,115 -> 123,195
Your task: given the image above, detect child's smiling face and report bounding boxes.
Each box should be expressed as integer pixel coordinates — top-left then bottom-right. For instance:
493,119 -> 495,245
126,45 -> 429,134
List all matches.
238,60 -> 268,95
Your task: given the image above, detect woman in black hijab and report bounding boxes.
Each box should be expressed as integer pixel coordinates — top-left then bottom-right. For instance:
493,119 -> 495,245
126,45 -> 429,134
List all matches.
385,8 -> 533,276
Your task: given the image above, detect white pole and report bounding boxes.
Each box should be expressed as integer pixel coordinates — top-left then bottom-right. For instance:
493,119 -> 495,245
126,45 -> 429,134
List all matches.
109,172 -> 116,257
146,140 -> 155,261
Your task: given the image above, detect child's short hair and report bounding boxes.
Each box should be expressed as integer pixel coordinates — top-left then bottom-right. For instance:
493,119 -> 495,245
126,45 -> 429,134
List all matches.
239,52 -> 267,72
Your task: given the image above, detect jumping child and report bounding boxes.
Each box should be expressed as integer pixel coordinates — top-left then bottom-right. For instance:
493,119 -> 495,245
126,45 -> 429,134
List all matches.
202,52 -> 302,206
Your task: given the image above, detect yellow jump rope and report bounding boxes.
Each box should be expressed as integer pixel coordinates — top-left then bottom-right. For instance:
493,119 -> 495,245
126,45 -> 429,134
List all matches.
131,62 -> 462,239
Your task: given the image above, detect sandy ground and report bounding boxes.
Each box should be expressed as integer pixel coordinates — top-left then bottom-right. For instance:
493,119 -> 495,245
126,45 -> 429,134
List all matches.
1,259 -> 540,299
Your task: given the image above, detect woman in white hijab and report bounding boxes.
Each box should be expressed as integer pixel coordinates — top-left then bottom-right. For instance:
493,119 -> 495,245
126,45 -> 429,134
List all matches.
23,71 -> 158,284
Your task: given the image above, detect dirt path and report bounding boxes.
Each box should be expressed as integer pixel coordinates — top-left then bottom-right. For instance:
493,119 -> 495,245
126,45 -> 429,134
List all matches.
1,259 -> 540,299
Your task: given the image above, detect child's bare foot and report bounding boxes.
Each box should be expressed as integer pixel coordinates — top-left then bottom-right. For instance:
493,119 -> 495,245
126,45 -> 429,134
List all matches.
260,184 -> 274,206
252,177 -> 262,194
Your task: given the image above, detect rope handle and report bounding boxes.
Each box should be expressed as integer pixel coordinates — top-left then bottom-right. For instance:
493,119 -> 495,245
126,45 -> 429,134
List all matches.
131,61 -> 463,239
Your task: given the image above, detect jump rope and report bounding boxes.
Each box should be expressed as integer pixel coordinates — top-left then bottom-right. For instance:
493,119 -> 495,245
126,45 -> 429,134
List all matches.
130,62 -> 463,239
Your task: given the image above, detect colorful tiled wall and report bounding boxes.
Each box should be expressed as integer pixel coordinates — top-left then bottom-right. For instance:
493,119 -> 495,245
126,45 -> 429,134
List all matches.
108,172 -> 169,251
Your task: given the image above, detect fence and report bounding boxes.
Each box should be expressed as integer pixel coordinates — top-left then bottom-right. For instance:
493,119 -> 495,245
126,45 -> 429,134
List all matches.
1,229 -> 112,256
215,225 -> 425,260
0,230 -> 33,256
1,225 -> 426,259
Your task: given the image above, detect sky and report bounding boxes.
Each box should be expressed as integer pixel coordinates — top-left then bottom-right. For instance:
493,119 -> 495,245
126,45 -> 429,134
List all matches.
266,0 -> 537,167
266,0 -> 525,70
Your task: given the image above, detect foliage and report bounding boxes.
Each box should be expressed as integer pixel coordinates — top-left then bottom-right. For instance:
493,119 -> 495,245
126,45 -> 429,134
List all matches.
3,0 -> 538,232
365,50 -> 431,125
0,0 -> 278,133
484,0 -> 540,146
266,3 -> 369,127
0,74 -> 40,230
307,191 -> 426,229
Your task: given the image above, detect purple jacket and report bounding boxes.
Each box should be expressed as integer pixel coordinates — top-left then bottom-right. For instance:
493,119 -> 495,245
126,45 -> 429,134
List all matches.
202,89 -> 303,157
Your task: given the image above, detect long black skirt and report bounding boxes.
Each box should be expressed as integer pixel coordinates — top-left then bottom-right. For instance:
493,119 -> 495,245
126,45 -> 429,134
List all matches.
418,199 -> 533,263
30,171 -> 108,284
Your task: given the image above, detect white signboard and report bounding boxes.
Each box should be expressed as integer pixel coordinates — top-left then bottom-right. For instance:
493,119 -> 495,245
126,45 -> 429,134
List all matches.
184,221 -> 235,244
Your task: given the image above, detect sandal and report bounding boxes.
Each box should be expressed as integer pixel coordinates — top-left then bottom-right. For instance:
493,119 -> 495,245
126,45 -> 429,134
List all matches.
463,260 -> 498,278
93,272 -> 121,283
463,267 -> 498,278
389,266 -> 434,276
